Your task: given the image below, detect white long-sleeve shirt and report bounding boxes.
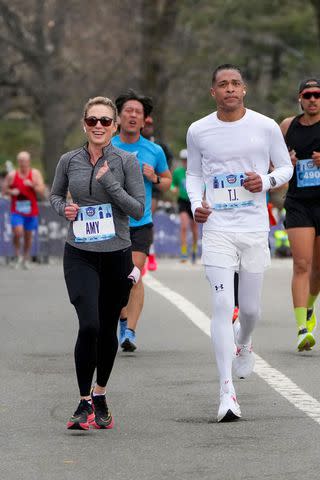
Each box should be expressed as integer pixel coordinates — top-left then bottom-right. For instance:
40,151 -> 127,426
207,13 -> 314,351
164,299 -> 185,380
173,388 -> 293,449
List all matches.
186,108 -> 293,232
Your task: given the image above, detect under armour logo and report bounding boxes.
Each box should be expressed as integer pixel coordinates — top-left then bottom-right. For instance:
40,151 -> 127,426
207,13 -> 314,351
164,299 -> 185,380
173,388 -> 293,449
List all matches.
215,284 -> 224,292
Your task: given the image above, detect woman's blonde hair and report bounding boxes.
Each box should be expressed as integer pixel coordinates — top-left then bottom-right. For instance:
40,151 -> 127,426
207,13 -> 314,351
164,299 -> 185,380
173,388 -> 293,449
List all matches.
83,96 -> 117,121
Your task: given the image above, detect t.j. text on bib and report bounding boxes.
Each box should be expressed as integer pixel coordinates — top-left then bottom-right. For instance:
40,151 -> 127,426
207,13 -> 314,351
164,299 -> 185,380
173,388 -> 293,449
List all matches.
209,173 -> 254,210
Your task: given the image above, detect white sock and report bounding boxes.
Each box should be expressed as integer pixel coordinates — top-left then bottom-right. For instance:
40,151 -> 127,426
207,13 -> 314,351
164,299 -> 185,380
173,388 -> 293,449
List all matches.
92,389 -> 106,397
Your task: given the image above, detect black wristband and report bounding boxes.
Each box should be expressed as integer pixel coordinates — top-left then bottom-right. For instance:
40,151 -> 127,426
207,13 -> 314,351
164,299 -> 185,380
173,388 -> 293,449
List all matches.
269,176 -> 276,188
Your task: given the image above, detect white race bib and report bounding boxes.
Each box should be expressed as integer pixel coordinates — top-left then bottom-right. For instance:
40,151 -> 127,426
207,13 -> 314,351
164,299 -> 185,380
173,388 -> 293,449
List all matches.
16,200 -> 31,214
73,204 -> 115,243
209,173 -> 254,210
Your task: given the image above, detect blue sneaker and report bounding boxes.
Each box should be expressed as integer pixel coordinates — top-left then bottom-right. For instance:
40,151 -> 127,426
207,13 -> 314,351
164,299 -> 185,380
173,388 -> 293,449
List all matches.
119,319 -> 127,345
121,328 -> 137,352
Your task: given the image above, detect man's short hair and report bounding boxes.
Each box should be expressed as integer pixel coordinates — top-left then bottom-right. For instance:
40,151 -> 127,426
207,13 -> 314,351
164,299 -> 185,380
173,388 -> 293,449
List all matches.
115,89 -> 153,118
299,78 -> 320,93
212,64 -> 244,84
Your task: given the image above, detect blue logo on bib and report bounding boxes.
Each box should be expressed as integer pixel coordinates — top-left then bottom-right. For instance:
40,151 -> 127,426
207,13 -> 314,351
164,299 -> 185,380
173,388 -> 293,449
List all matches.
86,207 -> 95,216
226,175 -> 237,184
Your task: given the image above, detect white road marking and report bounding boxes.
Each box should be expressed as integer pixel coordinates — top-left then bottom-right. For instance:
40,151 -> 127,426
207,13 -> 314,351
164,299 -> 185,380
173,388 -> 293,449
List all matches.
144,273 -> 320,424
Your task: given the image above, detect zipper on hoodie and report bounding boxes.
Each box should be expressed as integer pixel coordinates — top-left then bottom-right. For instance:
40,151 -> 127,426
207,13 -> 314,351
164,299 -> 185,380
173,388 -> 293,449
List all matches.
89,154 -> 104,196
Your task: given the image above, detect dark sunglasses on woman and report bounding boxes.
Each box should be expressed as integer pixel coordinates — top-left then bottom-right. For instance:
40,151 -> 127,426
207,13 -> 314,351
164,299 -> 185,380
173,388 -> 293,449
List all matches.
84,116 -> 113,127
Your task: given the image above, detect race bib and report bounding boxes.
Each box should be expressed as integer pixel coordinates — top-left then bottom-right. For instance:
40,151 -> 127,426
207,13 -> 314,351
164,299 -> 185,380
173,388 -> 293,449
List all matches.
73,204 -> 115,243
296,159 -> 320,187
210,173 -> 254,210
16,200 -> 31,214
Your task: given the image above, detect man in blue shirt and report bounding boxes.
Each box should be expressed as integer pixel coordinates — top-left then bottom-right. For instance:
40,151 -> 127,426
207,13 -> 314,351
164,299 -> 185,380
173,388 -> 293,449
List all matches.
113,89 -> 172,351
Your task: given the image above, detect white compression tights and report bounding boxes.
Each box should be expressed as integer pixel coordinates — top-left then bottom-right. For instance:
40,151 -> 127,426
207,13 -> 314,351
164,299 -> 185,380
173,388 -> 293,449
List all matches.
205,266 -> 264,386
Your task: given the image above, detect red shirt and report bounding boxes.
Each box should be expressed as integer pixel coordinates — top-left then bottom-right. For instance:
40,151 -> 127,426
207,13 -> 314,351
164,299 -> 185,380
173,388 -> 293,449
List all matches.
10,170 -> 39,216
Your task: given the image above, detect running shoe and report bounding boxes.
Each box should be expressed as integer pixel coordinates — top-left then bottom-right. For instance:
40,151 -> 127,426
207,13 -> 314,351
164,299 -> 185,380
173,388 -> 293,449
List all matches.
147,254 -> 158,271
119,319 -> 127,346
66,399 -> 94,430
121,328 -> 137,352
180,254 -> 188,263
297,328 -> 315,351
22,260 -> 31,270
91,393 -> 114,429
306,308 -> 317,334
10,256 -> 22,269
217,385 -> 241,422
191,251 -> 197,264
233,343 -> 255,379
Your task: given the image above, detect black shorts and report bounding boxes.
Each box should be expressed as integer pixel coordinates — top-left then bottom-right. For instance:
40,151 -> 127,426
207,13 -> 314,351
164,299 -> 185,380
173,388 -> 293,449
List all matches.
130,223 -> 153,255
284,197 -> 320,236
178,198 -> 193,219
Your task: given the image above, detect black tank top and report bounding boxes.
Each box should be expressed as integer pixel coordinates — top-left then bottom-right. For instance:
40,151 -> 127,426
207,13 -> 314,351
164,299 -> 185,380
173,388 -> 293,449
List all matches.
285,115 -> 320,201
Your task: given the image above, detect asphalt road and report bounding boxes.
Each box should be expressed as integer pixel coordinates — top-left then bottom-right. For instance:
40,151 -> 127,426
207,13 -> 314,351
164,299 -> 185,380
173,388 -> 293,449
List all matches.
1,257 -> 320,480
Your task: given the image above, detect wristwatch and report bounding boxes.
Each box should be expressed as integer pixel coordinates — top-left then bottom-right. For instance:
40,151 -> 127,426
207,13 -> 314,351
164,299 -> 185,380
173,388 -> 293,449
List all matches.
269,176 -> 276,188
153,175 -> 161,184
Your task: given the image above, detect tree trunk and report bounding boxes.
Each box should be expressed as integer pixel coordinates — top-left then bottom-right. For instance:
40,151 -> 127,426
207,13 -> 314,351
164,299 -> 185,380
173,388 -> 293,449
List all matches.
41,103 -> 69,185
139,0 -> 179,138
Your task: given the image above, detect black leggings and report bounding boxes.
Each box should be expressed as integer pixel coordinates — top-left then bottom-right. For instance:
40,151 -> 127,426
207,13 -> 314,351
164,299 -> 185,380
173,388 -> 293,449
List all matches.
64,243 -> 133,396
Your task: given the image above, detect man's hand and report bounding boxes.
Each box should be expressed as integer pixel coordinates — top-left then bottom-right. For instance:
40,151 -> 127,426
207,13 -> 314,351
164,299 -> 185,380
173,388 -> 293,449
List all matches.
243,172 -> 263,193
194,200 -> 212,224
10,188 -> 20,196
23,179 -> 34,188
64,203 -> 80,221
142,163 -> 156,183
312,151 -> 320,167
289,148 -> 298,167
96,161 -> 109,180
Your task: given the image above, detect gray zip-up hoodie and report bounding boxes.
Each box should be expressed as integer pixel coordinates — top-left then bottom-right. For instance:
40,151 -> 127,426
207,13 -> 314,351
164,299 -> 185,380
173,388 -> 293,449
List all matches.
50,143 -> 145,252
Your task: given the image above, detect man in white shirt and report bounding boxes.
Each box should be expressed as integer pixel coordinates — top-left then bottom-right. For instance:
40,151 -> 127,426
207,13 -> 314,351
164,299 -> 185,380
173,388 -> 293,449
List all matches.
186,64 -> 293,422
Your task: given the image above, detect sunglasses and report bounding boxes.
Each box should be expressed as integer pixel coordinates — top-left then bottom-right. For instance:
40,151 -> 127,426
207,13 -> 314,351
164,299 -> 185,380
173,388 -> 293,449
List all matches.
301,91 -> 320,100
84,116 -> 113,127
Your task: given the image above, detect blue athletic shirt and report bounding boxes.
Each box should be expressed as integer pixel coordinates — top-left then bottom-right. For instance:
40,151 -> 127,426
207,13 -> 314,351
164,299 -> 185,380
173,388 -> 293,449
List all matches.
112,134 -> 168,227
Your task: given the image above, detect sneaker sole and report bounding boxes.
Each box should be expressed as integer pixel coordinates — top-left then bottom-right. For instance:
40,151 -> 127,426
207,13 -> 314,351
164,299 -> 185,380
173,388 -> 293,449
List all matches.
90,417 -> 114,429
217,409 -> 241,423
121,339 -> 137,352
67,411 -> 94,430
67,421 -> 90,430
298,333 -> 316,352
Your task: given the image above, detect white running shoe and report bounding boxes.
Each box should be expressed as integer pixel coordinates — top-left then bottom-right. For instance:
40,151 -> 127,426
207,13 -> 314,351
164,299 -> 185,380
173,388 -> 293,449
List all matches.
10,256 -> 22,269
22,260 -> 31,270
217,385 -> 241,422
233,343 -> 255,379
